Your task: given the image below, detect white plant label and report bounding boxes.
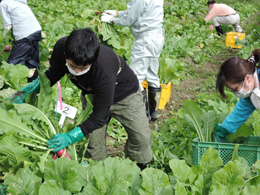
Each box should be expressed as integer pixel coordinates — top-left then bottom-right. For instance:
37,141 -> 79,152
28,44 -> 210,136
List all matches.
55,101 -> 77,127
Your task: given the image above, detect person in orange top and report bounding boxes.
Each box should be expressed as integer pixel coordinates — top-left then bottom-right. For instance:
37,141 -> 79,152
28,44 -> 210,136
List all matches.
204,0 -> 243,35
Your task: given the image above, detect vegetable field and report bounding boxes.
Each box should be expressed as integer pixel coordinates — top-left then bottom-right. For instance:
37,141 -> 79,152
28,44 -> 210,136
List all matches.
1,0 -> 260,194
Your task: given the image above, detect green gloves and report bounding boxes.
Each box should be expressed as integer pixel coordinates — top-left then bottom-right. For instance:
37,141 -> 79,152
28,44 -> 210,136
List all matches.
9,78 -> 40,103
215,124 -> 229,143
47,126 -> 84,152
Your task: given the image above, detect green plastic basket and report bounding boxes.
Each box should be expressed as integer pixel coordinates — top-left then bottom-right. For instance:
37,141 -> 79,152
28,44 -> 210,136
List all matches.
0,184 -> 7,195
192,136 -> 260,168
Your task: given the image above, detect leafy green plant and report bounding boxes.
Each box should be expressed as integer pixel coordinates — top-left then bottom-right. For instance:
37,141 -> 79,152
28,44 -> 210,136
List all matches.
4,158 -> 88,194
0,132 -> 32,178
138,168 -> 173,194
3,157 -> 173,194
4,167 -> 42,194
226,124 -> 254,143
0,103 -> 54,144
158,57 -> 185,85
252,110 -> 260,136
183,100 -> 218,142
107,118 -> 127,142
151,116 -> 195,172
0,61 -> 30,90
170,146 -> 260,194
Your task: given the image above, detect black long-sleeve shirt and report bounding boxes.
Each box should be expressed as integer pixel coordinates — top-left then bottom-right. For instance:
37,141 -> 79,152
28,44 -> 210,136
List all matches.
45,37 -> 139,135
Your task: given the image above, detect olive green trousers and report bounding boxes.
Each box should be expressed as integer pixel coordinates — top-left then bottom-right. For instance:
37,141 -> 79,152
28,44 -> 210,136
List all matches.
82,89 -> 152,164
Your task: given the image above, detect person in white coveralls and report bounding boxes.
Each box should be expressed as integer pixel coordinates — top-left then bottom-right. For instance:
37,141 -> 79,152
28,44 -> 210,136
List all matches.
101,0 -> 165,122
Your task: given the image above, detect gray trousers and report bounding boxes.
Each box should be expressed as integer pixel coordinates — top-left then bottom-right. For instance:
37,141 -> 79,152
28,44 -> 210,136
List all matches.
130,29 -> 165,89
213,13 -> 243,33
82,89 -> 152,164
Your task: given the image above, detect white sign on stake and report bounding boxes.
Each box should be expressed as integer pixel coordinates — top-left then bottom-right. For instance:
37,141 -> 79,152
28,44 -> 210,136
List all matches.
55,101 -> 78,127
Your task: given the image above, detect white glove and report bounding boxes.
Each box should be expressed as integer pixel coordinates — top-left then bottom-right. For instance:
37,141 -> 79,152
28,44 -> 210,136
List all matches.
104,10 -> 118,17
4,25 -> 12,36
101,13 -> 114,24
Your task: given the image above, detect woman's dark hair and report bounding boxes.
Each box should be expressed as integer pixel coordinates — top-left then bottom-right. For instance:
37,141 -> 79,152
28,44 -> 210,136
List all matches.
216,49 -> 260,98
65,28 -> 100,66
207,0 -> 216,5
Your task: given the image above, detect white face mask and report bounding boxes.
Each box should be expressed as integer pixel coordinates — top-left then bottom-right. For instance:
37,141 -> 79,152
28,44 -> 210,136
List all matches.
234,81 -> 253,98
66,63 -> 90,76
250,69 -> 260,108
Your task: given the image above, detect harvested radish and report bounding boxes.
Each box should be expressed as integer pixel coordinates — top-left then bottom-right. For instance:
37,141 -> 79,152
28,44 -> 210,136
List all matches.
4,44 -> 10,52
56,149 -> 71,160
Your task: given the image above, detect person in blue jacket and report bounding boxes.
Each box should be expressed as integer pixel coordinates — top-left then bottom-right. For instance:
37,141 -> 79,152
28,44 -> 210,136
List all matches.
215,49 -> 260,142
100,0 -> 165,122
0,0 -> 42,82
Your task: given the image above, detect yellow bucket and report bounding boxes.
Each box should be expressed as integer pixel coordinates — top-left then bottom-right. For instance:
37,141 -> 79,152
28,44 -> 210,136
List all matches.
142,81 -> 172,109
225,32 -> 245,49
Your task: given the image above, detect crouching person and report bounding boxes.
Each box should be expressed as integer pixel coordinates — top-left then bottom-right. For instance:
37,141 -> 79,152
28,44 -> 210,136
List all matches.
204,0 -> 243,35
10,28 -> 152,170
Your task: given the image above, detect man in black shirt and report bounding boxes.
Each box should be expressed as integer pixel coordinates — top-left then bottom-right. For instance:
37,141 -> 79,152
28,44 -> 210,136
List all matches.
11,28 -> 152,169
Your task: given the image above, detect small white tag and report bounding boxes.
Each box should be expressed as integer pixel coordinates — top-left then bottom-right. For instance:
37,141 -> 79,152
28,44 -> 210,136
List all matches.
55,101 -> 78,127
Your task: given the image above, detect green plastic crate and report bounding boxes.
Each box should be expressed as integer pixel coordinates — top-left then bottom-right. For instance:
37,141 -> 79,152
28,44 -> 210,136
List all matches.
192,136 -> 260,168
0,184 -> 7,195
